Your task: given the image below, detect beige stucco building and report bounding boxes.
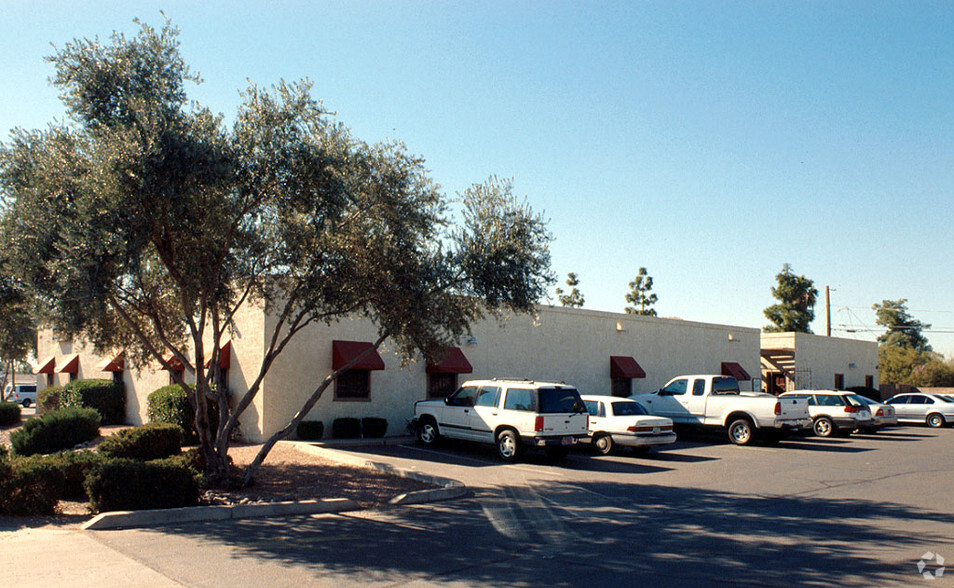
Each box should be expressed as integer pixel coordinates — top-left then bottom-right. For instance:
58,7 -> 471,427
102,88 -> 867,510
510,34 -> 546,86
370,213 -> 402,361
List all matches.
760,332 -> 879,395
34,304 -> 763,443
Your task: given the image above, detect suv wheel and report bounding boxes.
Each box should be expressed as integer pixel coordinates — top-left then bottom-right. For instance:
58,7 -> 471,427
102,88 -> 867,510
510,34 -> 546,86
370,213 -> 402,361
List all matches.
727,418 -> 754,445
927,413 -> 946,428
813,417 -> 835,437
417,417 -> 440,446
496,429 -> 522,462
21,399 -> 31,408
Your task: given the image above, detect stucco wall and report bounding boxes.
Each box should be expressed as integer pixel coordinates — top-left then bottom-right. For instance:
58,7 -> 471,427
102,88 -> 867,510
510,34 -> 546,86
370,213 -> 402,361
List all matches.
257,305 -> 761,443
761,332 -> 879,390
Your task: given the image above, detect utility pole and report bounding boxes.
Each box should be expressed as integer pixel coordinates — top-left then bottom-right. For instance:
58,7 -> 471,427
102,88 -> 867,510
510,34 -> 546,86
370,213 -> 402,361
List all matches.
825,286 -> 831,337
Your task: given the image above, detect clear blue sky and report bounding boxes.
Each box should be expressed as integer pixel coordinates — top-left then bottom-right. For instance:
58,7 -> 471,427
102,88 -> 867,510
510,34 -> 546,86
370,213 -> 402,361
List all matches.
2,1 -> 953,354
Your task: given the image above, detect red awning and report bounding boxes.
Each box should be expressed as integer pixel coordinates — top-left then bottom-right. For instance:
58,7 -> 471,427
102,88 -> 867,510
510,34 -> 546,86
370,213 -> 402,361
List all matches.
610,356 -> 646,379
426,347 -> 473,374
57,353 -> 79,374
33,355 -> 55,375
160,351 -> 191,372
332,340 -> 385,371
204,341 -> 231,370
96,351 -> 125,372
722,362 -> 751,381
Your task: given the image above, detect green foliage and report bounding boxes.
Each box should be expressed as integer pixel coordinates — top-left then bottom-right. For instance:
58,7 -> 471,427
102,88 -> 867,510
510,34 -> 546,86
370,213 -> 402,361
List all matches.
9,407 -> 101,456
162,447 -> 205,475
555,272 -> 585,308
361,417 -> 388,438
0,460 -> 59,515
38,385 -> 64,413
332,417 -> 361,439
0,19 -> 554,484
84,458 -> 199,513
147,384 -> 195,440
763,263 -> 818,333
10,450 -> 104,499
98,423 -> 183,461
0,274 -> 36,366
62,379 -> 125,425
296,420 -> 324,440
872,299 -> 932,352
0,400 -> 21,426
624,267 -> 658,316
878,345 -> 954,386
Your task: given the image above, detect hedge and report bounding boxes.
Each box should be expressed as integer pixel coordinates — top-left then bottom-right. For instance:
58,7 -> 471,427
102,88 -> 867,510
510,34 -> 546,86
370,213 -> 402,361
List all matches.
9,407 -> 102,456
332,417 -> 361,439
84,458 -> 199,513
98,423 -> 183,461
0,401 -> 21,426
296,420 -> 324,440
361,417 -> 388,438
147,384 -> 218,443
9,450 -> 104,500
0,459 -> 59,515
38,385 -> 64,413
63,379 -> 125,425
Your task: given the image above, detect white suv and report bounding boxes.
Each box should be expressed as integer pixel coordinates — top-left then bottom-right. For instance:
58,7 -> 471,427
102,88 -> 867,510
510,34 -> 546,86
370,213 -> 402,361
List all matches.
413,379 -> 589,461
4,383 -> 37,408
780,390 -> 873,437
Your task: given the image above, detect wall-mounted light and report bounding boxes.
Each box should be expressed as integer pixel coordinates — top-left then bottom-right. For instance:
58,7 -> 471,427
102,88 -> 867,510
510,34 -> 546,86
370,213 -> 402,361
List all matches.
466,336 -> 477,345
616,321 -> 625,332
848,362 -> 856,368
727,333 -> 735,342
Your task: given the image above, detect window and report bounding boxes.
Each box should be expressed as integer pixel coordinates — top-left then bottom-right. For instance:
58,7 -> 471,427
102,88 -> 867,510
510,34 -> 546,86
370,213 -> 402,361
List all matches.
447,385 -> 478,407
427,373 -> 458,399
168,370 -> 184,387
112,371 -> 123,384
661,379 -> 688,396
335,369 -> 371,400
583,400 -> 603,417
504,388 -> 536,412
538,388 -> 583,413
886,396 -> 908,405
910,395 -> 928,405
475,386 -> 501,408
69,372 -> 78,383
692,379 -> 706,396
612,401 -> 647,416
833,374 -> 845,390
611,377 -> 632,397
711,377 -> 740,395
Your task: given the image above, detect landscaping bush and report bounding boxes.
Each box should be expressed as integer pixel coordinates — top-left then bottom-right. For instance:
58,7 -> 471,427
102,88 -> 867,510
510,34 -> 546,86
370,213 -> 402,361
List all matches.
332,417 -> 361,439
10,450 -> 104,499
361,417 -> 388,438
9,407 -> 101,456
296,420 -> 324,440
146,384 -> 218,443
98,423 -> 183,461
84,458 -> 199,513
63,379 -> 125,425
0,459 -> 59,515
38,385 -> 64,414
162,447 -> 205,476
0,401 -> 21,426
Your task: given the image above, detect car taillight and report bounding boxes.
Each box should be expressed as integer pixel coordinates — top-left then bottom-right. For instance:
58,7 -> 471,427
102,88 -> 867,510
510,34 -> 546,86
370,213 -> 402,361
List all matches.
774,401 -> 781,415
628,425 -> 655,432
876,408 -> 884,417
535,416 -> 544,432
844,405 -> 861,413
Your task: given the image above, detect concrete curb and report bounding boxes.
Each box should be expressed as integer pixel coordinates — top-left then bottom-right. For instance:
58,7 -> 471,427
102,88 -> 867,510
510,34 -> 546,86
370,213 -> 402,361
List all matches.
81,497 -> 359,531
282,441 -> 468,505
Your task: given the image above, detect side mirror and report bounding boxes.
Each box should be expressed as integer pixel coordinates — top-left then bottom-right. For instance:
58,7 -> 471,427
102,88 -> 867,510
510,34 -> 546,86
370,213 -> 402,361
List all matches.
444,397 -> 451,405
657,388 -> 669,396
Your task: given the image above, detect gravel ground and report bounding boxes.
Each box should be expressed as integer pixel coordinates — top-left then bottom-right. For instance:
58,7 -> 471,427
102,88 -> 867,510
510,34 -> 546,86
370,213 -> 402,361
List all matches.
0,411 -> 434,526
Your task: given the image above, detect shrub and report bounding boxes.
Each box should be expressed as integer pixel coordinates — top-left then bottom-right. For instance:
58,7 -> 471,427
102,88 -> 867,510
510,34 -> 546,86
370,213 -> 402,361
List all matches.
84,458 -> 199,513
296,420 -> 324,440
332,417 -> 361,439
0,460 -> 59,515
0,401 -> 21,426
10,407 -> 101,456
361,417 -> 388,438
38,385 -> 64,413
0,445 -> 7,462
98,423 -> 183,461
11,450 -> 104,499
146,384 -> 218,443
162,447 -> 205,476
63,379 -> 125,425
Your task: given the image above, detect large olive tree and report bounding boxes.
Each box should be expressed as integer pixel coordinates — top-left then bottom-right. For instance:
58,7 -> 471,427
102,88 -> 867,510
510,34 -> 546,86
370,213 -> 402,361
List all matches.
0,20 -> 553,486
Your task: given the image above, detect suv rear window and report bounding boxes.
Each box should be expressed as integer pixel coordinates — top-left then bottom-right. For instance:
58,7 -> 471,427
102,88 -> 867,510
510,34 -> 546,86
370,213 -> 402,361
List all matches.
537,387 -> 583,413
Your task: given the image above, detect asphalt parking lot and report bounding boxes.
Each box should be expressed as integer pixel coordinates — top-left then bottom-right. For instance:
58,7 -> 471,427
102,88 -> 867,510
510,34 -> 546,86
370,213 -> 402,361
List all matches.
10,426 -> 954,587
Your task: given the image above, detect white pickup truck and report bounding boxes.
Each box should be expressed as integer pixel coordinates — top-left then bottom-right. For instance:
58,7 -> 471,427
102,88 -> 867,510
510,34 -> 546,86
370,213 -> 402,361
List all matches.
631,375 -> 812,445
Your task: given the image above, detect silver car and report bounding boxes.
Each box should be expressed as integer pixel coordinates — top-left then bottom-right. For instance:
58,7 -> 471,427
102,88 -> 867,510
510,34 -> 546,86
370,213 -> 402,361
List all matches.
848,394 -> 897,432
885,393 -> 954,428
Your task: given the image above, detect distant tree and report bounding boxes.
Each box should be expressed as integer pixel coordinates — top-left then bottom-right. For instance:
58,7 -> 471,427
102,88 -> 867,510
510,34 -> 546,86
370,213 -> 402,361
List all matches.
763,263 -> 817,333
624,267 -> 658,316
877,346 -> 953,386
0,20 -> 554,486
872,299 -> 931,352
555,272 -> 584,308
0,267 -> 37,387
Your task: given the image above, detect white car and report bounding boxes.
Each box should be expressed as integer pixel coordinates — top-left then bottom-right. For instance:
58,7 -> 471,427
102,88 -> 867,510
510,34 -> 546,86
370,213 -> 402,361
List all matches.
780,390 -> 873,437
580,395 -> 676,455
